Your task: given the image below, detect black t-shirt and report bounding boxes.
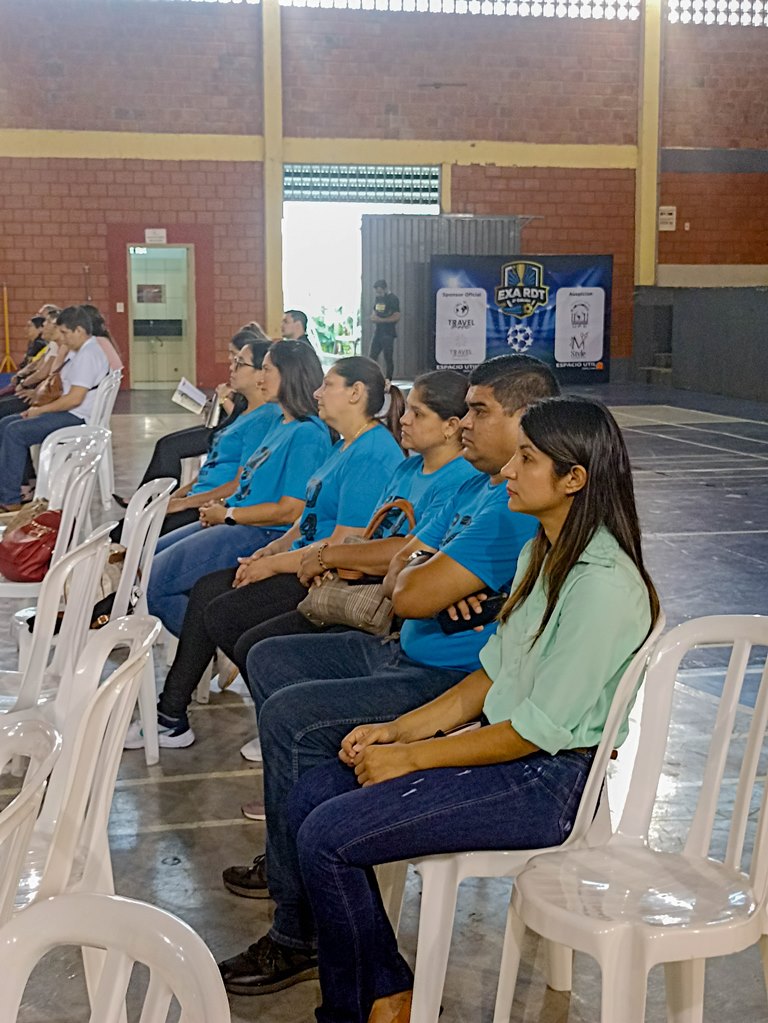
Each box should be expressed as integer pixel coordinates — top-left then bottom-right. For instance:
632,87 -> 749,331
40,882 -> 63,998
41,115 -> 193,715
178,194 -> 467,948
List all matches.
373,293 -> 400,341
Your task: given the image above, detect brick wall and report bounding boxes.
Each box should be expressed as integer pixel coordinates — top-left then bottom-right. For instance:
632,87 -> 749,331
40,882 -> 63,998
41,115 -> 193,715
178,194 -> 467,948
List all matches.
0,0 -> 262,134
658,173 -> 768,265
282,9 -> 640,143
452,165 -> 636,359
662,25 -> 768,149
0,158 -> 264,384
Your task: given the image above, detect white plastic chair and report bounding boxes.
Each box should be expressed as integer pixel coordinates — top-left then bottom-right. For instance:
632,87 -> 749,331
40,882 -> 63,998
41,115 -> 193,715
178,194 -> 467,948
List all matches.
89,369 -> 122,509
0,892 -> 230,1023
0,434 -> 107,602
110,478 -> 174,766
0,718 -> 61,926
0,525 -> 115,719
502,614 -> 768,1023
392,612 -> 666,1023
8,615 -> 161,913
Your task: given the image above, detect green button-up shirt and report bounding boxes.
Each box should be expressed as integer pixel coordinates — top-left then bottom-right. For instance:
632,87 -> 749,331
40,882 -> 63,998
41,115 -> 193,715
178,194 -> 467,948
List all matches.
481,527 -> 652,755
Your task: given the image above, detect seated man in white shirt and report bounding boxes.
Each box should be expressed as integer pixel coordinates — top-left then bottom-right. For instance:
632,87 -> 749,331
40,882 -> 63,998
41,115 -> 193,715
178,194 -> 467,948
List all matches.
0,305 -> 110,511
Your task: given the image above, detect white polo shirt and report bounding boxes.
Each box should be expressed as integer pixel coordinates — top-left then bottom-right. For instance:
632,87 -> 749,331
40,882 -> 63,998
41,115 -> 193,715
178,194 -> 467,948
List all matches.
60,337 -> 110,424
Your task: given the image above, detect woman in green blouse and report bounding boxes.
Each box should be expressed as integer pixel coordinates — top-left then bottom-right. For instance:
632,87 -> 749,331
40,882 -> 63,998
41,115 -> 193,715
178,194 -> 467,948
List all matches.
281,396 -> 661,1023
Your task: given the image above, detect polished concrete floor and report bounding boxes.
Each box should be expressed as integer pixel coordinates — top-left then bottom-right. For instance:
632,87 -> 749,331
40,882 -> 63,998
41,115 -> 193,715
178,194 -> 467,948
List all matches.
4,380 -> 768,1021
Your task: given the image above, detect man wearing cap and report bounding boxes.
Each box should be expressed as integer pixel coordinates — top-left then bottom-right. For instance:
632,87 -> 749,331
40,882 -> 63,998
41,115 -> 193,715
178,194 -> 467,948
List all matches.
369,279 -> 400,381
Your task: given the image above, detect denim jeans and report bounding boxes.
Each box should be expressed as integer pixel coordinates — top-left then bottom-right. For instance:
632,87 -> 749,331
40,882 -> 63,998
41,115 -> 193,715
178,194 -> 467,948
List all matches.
0,411 -> 82,503
288,751 -> 594,1023
147,521 -> 283,636
246,631 -> 467,950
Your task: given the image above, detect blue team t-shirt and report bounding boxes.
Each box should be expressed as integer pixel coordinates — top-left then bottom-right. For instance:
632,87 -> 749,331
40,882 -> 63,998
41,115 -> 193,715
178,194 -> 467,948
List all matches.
191,402 -> 281,496
399,474 -> 538,672
226,415 -> 332,532
292,425 -> 404,549
372,454 -> 480,537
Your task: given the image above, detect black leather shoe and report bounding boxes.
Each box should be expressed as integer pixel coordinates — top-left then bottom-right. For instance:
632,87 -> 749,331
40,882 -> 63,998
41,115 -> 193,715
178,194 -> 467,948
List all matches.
112,493 -> 129,509
222,852 -> 270,899
218,934 -> 318,995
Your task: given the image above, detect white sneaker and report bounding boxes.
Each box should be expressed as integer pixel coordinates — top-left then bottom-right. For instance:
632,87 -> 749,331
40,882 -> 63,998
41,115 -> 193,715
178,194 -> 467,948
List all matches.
240,736 -> 262,762
123,715 -> 196,750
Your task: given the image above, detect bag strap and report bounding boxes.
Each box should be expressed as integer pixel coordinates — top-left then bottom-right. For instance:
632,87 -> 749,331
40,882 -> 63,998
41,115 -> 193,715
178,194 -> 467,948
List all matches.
363,498 -> 416,540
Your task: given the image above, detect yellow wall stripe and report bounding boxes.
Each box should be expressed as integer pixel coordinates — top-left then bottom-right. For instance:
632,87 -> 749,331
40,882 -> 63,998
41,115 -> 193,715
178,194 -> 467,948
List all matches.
261,0 -> 285,336
0,129 -> 265,162
0,129 -> 636,171
635,0 -> 662,285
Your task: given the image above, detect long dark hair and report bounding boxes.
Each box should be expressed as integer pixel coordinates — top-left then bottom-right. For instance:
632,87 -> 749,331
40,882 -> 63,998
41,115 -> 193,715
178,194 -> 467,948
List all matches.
500,397 -> 660,639
412,369 -> 469,421
332,356 -> 405,445
268,339 -> 323,421
82,304 -> 112,340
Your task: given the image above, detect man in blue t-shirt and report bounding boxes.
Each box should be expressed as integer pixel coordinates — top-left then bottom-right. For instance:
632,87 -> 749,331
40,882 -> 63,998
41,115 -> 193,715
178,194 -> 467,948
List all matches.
216,354 -> 561,995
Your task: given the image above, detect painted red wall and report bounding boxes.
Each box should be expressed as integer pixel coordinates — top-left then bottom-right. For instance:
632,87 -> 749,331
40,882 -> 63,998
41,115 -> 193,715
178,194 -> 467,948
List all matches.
0,158 -> 264,385
281,9 -> 639,144
452,165 -> 636,359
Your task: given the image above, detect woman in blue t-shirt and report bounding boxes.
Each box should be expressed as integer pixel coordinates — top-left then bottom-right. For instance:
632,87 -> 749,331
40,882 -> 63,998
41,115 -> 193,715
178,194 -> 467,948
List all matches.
266,398 -> 660,1023
126,366 -> 469,752
111,333 -> 279,544
145,340 -> 329,639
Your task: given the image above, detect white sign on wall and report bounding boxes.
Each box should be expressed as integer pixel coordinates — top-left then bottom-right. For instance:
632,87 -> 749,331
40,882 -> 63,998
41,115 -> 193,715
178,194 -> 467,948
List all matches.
144,228 -> 168,245
435,288 -> 487,366
554,287 -> 605,366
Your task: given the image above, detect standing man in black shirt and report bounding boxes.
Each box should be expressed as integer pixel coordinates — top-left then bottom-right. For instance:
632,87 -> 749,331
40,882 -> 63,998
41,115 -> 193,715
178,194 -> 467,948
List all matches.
369,279 -> 400,381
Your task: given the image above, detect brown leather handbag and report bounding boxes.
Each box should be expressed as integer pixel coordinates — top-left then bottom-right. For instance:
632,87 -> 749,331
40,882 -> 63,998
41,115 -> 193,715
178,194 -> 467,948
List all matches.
30,370 -> 64,407
296,499 -> 416,636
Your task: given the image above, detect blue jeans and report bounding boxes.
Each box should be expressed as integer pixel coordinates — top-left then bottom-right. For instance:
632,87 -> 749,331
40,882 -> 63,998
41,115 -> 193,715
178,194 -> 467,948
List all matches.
246,631 -> 467,950
288,751 -> 593,1023
0,411 -> 82,503
147,521 -> 283,636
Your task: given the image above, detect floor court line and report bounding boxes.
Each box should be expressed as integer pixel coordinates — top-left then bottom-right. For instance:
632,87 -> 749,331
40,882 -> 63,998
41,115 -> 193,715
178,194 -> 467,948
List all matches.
115,767 -> 261,789
647,529 -> 768,538
623,427 -> 768,462
111,818 -> 256,837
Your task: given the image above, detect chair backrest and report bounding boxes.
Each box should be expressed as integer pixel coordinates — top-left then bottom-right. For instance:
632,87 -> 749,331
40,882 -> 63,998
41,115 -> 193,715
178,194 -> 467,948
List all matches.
32,615 -> 161,901
12,525 -> 115,719
617,615 -> 768,899
0,719 -> 61,926
49,440 -> 110,566
35,425 -> 110,505
0,892 -> 230,1023
88,369 -> 122,430
111,478 -> 175,618
563,611 -> 667,848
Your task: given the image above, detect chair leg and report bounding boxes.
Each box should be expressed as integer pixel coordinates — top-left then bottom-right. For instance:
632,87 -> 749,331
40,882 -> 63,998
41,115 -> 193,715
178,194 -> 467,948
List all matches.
664,959 -> 706,1023
17,621 -> 33,672
410,862 -> 460,1023
492,900 -> 527,1023
98,445 -> 114,510
600,939 -> 647,1023
760,935 -> 768,998
138,658 -> 160,767
544,940 -> 573,992
375,861 -> 409,934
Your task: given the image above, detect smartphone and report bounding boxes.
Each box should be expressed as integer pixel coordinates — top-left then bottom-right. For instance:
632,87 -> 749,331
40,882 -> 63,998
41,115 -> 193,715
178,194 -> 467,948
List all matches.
436,591 -> 508,635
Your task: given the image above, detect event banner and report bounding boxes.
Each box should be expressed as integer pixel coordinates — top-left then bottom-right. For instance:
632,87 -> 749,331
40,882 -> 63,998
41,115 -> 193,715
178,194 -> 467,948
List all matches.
432,254 -> 613,383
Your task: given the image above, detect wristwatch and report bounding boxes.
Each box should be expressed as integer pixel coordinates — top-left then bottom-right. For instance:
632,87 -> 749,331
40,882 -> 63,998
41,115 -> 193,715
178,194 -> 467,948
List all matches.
406,549 -> 432,565
224,507 -> 238,525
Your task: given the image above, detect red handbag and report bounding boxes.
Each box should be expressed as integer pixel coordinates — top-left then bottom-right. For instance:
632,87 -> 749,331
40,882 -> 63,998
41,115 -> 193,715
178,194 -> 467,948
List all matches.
0,509 -> 62,582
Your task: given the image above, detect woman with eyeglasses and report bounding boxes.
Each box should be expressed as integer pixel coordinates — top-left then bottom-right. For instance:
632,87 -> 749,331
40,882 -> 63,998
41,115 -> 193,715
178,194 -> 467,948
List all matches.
111,333 -> 279,541
112,325 -> 273,509
146,340 -> 331,639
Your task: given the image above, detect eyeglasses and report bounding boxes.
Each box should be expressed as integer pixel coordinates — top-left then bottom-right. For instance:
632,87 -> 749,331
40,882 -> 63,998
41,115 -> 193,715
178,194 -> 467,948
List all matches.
231,356 -> 255,369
